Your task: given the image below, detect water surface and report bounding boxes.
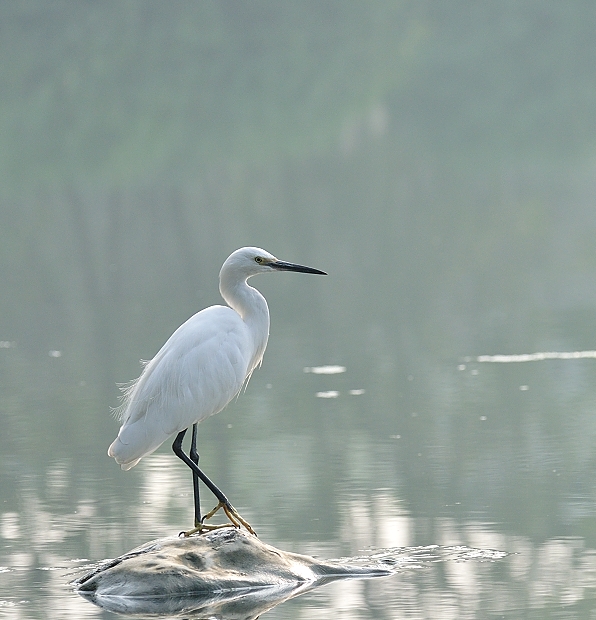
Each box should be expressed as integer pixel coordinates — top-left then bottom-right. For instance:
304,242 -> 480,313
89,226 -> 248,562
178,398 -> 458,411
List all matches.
2,342 -> 596,618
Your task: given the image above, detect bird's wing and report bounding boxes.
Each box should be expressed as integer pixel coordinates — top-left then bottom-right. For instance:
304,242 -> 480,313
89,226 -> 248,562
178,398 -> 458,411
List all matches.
110,306 -> 252,466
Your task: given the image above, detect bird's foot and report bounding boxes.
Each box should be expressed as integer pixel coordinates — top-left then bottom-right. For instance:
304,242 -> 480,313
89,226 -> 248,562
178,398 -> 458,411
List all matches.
181,501 -> 256,537
221,502 -> 257,536
180,519 -> 236,537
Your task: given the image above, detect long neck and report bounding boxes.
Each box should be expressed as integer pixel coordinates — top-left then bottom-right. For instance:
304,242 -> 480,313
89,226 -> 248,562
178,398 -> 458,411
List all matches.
219,271 -> 270,371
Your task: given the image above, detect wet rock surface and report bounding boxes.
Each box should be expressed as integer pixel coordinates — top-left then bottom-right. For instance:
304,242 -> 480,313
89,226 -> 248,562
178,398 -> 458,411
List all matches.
72,528 -> 391,617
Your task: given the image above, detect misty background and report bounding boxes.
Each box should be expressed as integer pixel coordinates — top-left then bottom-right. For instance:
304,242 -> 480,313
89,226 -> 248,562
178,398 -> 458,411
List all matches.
2,3 -> 596,617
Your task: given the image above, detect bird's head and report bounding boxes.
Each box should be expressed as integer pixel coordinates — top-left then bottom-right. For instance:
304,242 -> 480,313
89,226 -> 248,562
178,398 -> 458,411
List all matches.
221,247 -> 327,279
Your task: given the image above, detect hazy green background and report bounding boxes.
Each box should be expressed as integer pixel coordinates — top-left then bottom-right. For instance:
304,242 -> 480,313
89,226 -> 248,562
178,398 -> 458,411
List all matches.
2,1 -> 596,618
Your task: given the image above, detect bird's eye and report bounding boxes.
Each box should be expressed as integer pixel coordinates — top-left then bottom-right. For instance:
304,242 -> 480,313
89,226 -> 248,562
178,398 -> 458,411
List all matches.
254,256 -> 264,264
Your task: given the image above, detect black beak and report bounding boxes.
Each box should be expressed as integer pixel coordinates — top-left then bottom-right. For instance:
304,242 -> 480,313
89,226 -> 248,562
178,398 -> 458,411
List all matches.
271,261 -> 327,275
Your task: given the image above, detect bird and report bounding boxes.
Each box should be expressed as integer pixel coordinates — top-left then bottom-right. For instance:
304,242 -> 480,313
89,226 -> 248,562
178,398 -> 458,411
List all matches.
108,247 -> 327,536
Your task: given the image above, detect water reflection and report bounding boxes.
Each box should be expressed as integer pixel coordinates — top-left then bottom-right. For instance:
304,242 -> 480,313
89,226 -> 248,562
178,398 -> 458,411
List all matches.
2,1 -> 596,615
2,354 -> 596,617
78,580 -> 323,619
1,485 -> 596,618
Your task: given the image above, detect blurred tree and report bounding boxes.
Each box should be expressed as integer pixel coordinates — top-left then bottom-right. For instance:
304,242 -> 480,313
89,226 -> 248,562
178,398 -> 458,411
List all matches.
394,0 -> 596,159
0,0 -> 418,189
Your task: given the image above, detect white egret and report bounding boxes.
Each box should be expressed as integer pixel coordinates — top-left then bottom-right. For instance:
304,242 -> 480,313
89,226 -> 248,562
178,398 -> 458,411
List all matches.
108,247 -> 326,535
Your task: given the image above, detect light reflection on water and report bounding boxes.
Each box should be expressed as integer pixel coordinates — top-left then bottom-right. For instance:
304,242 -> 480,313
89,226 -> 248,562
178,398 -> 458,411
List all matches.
2,486 -> 596,618
2,357 -> 596,618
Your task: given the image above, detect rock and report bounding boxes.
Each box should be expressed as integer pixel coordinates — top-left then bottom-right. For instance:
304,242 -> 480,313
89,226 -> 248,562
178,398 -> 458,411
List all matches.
73,528 -> 391,617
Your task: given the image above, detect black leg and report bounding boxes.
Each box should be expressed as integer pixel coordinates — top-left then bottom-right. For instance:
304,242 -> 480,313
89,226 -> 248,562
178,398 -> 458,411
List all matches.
189,423 -> 201,526
172,428 -> 231,507
172,428 -> 256,536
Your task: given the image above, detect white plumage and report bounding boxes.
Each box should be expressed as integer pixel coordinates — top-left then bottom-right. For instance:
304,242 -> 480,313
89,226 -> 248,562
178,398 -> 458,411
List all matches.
108,246 -> 325,473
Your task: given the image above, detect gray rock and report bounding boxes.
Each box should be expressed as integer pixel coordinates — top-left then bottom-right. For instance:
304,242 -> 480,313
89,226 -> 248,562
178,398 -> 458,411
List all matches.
73,528 -> 391,617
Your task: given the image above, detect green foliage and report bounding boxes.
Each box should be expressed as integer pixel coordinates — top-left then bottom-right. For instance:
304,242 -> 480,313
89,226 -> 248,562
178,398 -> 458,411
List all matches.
0,1 -> 417,188
395,0 -> 596,159
2,1 -> 596,367
4,1 -> 596,189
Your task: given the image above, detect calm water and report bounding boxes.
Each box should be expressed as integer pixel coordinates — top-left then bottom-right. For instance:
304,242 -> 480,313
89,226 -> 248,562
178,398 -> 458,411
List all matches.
2,338 -> 596,619
3,2 -> 596,618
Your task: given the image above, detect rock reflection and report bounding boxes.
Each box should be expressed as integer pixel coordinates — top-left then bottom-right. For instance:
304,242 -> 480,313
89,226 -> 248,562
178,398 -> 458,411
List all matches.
77,580 -> 320,619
